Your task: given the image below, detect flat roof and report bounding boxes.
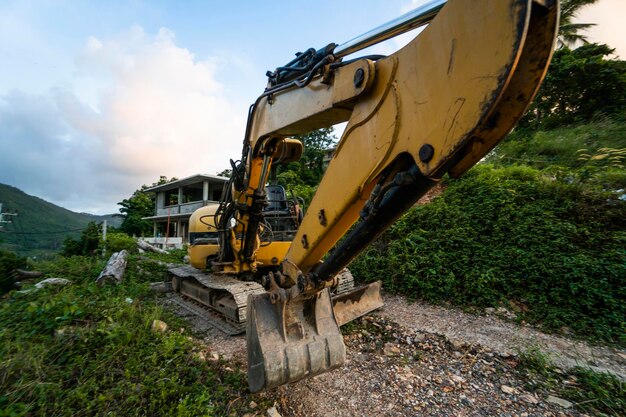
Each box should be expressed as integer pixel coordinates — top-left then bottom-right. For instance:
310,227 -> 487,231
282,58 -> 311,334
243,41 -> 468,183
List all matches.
142,213 -> 194,221
143,174 -> 229,192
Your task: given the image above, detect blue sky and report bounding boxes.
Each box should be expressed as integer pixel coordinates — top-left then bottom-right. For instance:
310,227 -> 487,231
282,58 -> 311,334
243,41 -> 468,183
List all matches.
0,0 -> 622,214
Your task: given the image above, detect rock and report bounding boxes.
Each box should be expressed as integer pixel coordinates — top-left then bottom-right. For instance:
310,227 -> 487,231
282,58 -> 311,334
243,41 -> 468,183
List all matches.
249,401 -> 258,409
496,307 -> 516,319
485,307 -> 495,314
383,343 -> 401,356
353,353 -> 367,363
149,282 -> 171,293
35,278 -> 72,289
500,385 -> 517,395
266,406 -> 282,417
449,339 -> 466,350
451,375 -> 465,384
545,395 -> 573,409
459,394 -> 473,406
151,319 -> 168,333
209,352 -> 220,362
413,332 -> 426,342
520,394 -> 539,404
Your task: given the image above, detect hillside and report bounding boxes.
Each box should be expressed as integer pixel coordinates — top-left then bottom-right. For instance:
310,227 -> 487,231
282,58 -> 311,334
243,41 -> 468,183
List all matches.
350,118 -> 626,345
0,183 -> 121,256
487,117 -> 626,181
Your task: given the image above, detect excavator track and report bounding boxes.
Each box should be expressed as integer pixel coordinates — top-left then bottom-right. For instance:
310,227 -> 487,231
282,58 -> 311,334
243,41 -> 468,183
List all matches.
168,265 -> 266,334
165,292 -> 243,335
167,265 -> 371,335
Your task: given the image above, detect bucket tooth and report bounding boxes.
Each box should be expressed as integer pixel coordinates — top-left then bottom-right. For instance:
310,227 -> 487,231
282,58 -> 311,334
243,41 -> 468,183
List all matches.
246,288 -> 345,392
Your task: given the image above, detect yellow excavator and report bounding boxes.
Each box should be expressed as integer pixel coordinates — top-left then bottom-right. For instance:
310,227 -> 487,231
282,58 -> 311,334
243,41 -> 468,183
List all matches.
171,0 -> 559,392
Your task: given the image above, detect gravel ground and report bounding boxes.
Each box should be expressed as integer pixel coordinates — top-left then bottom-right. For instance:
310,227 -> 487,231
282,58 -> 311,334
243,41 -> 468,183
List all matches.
162,294 -> 624,417
379,294 -> 626,380
276,315 -> 593,417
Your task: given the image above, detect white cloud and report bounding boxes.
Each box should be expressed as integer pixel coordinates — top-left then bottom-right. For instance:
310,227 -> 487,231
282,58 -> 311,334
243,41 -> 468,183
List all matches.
576,0 -> 626,58
0,26 -> 244,214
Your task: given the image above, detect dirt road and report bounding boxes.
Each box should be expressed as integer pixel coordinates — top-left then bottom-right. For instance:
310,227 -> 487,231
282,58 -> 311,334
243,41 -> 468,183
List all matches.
164,293 -> 625,416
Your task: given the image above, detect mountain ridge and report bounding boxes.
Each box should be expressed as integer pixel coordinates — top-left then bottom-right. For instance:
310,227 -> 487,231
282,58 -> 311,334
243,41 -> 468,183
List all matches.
0,182 -> 122,256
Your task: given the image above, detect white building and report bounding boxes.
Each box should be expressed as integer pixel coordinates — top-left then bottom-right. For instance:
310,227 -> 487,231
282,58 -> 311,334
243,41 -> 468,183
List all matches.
142,174 -> 228,248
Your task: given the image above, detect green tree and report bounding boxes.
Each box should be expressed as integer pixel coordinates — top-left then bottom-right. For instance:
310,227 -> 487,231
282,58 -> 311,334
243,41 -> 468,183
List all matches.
276,128 -> 336,187
520,43 -> 626,129
558,0 -> 598,48
0,249 -> 26,294
274,128 -> 337,206
118,189 -> 154,236
62,222 -> 101,256
216,168 -> 232,178
117,176 -> 177,236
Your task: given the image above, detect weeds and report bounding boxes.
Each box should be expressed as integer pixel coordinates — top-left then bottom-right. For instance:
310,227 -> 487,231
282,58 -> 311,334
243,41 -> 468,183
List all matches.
0,255 -> 262,416
516,347 -> 625,416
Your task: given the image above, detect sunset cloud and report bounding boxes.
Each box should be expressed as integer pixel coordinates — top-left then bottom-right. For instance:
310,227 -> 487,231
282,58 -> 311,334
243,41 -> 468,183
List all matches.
0,27 -> 244,214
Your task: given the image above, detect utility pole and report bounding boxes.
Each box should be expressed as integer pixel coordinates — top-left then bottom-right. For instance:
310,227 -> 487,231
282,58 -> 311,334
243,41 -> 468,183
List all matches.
0,203 -> 17,232
101,219 -> 107,257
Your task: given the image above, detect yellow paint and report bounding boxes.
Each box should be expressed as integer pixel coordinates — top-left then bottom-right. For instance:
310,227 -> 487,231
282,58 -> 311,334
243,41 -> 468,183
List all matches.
199,0 -> 558,286
243,0 -> 558,280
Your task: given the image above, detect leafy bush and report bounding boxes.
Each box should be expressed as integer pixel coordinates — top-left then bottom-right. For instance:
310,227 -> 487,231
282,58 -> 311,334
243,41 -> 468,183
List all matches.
0,249 -> 26,294
350,165 -> 626,344
104,231 -> 138,255
63,223 -> 141,259
62,222 -> 102,257
35,255 -> 106,284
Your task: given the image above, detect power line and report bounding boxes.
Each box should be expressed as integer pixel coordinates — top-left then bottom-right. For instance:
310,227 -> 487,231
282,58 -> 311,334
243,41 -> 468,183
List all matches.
7,228 -> 85,235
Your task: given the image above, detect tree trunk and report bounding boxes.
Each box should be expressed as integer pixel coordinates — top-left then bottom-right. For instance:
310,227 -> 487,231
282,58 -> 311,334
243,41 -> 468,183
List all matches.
15,269 -> 45,278
137,239 -> 168,254
96,250 -> 129,285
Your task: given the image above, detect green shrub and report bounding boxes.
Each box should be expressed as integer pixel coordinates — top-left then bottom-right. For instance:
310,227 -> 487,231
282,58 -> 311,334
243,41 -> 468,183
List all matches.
0,249 -> 26,294
104,232 -> 137,255
350,164 -> 626,344
141,247 -> 187,265
62,222 -> 102,257
34,255 -> 106,284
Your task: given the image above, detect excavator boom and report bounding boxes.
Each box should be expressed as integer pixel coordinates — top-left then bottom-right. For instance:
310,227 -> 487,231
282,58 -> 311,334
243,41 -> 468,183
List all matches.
220,0 -> 559,392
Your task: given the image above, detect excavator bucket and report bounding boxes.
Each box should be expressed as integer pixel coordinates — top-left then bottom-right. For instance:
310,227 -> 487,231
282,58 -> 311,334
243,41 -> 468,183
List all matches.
246,288 -> 346,392
332,281 -> 384,326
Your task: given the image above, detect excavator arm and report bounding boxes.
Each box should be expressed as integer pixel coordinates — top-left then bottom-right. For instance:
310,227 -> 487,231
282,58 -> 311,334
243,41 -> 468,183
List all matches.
227,0 -> 559,391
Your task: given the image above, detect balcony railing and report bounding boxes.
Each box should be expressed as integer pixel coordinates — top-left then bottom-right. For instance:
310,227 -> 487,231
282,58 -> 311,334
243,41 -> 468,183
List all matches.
156,201 -> 208,217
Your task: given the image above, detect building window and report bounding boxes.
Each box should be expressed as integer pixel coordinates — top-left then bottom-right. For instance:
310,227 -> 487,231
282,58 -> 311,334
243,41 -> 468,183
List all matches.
182,183 -> 203,203
164,190 -> 179,206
